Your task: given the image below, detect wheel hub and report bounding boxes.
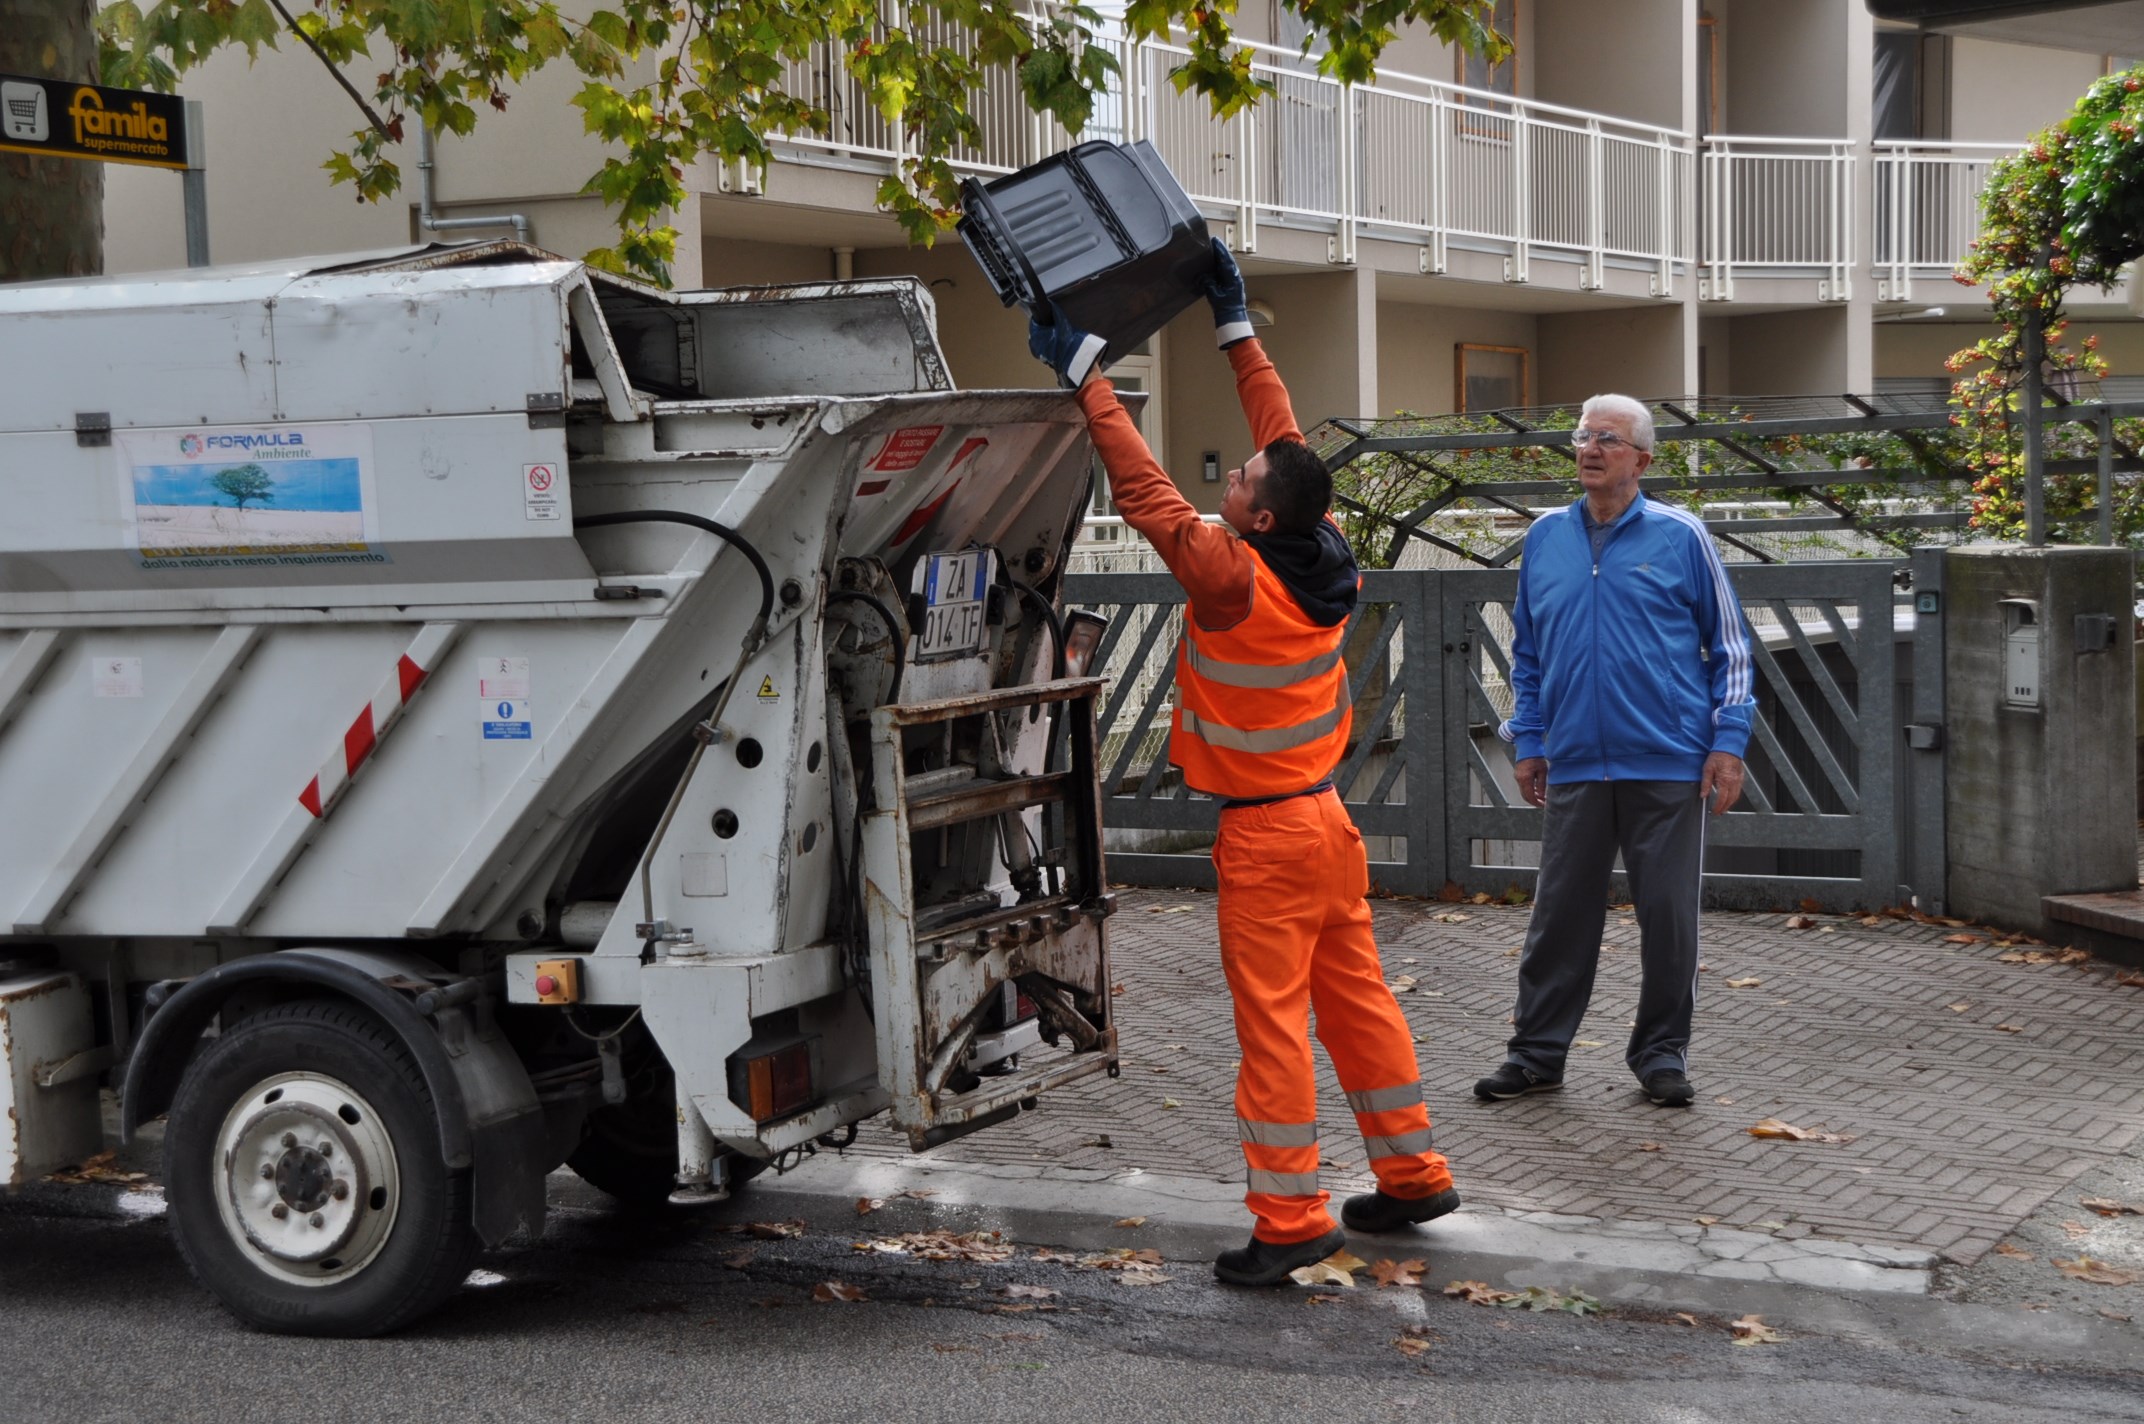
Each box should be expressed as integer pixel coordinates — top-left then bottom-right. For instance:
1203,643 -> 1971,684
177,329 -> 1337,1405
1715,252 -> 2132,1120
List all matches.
214,1072 -> 399,1285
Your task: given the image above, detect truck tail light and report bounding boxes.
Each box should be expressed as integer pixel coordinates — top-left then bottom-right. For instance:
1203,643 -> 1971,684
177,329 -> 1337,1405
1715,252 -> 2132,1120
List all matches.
729,1038 -> 818,1122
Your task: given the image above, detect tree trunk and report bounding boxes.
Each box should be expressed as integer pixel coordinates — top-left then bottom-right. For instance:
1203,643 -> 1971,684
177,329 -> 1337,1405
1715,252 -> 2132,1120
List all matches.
0,0 -> 103,281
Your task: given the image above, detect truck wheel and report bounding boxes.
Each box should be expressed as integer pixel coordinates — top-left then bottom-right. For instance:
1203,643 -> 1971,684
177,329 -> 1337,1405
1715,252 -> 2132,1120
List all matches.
163,998 -> 476,1337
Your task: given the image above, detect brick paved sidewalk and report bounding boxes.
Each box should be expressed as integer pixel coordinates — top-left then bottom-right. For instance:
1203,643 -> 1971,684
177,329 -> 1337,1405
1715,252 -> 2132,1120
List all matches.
854,888 -> 2144,1265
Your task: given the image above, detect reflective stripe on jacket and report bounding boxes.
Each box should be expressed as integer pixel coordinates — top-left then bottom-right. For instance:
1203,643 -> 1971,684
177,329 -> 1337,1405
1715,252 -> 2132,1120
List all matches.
1172,550 -> 1352,798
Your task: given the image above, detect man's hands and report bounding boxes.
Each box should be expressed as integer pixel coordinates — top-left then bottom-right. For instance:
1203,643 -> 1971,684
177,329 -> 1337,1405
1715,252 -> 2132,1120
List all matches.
1515,754 -> 1744,814
1514,757 -> 1549,809
1202,237 -> 1253,349
1700,752 -> 1745,815
1027,301 -> 1108,389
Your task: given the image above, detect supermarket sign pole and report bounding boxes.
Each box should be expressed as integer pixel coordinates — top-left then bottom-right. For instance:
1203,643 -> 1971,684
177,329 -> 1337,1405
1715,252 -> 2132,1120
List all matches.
0,74 -> 208,267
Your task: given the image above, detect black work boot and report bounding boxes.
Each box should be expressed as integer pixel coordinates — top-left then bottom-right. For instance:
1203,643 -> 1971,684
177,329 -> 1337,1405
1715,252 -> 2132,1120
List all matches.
1340,1185 -> 1462,1234
1213,1224 -> 1348,1287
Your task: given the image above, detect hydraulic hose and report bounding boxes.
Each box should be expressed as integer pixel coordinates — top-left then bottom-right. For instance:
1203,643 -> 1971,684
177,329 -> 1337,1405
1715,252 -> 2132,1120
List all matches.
572,509 -> 775,936
825,589 -> 908,702
1006,580 -> 1066,681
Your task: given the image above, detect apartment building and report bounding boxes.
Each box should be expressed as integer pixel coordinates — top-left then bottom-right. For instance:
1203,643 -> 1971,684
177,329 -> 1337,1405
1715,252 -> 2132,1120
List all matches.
104,0 -> 2141,514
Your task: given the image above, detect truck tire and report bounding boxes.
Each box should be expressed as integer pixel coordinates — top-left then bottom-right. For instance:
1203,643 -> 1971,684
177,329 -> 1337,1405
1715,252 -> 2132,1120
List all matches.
163,998 -> 477,1337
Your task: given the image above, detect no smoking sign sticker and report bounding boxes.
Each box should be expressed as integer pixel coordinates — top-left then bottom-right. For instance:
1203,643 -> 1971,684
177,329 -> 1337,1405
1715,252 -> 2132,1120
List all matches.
523,462 -> 562,521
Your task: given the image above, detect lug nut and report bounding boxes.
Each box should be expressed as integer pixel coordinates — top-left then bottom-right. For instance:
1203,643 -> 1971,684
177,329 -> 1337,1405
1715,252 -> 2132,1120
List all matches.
317,1141 -> 333,1158
271,1204 -> 289,1220
281,1133 -> 297,1149
330,1181 -> 349,1201
260,1164 -> 274,1179
309,1213 -> 324,1228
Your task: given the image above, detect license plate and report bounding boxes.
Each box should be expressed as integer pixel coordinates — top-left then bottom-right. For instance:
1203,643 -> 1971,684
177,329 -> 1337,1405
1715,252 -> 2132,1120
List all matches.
917,549 -> 992,661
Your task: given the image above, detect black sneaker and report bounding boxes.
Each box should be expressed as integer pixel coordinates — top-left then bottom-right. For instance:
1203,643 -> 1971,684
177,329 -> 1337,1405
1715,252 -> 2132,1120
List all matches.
1642,1068 -> 1695,1106
1213,1225 -> 1348,1287
1341,1185 -> 1462,1233
1473,1063 -> 1562,1100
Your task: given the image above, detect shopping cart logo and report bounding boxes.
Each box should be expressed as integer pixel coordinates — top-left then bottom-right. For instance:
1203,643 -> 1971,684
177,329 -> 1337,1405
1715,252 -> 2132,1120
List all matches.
1,81 -> 48,144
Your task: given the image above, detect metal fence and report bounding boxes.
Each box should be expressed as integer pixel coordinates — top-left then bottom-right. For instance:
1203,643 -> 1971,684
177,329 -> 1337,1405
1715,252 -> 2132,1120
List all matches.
1065,559 -> 1909,912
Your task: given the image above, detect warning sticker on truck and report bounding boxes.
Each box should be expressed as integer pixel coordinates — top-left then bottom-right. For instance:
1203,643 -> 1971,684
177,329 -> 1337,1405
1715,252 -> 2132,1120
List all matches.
117,422 -> 383,570
866,425 -> 944,472
481,698 -> 533,740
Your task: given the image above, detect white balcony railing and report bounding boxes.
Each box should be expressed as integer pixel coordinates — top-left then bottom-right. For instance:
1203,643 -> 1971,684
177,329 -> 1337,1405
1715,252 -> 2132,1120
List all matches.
765,29 -> 1697,288
1871,140 -> 2014,302
1700,136 -> 1856,301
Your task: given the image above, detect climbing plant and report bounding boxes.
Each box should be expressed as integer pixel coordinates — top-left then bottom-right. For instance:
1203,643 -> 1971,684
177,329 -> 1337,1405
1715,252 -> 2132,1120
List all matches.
1949,66 -> 2144,541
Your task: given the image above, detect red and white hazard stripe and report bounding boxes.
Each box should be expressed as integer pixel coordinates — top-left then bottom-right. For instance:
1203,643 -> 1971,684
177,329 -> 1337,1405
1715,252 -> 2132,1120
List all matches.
297,622 -> 460,820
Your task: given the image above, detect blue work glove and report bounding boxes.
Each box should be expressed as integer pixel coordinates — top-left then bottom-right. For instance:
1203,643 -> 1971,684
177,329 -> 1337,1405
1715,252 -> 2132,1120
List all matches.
1027,301 -> 1108,389
1202,237 -> 1253,349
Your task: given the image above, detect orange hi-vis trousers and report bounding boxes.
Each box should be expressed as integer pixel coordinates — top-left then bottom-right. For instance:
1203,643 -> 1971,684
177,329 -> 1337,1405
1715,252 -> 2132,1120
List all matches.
1214,788 -> 1455,1244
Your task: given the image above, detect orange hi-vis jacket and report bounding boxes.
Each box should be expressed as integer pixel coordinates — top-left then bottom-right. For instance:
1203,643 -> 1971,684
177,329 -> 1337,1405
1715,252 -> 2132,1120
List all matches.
1171,559 -> 1350,798
1075,339 -> 1350,799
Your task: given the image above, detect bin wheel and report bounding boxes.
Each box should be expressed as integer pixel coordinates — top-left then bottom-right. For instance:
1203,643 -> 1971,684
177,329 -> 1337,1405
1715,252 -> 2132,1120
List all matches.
163,998 -> 476,1337
567,1069 -> 765,1206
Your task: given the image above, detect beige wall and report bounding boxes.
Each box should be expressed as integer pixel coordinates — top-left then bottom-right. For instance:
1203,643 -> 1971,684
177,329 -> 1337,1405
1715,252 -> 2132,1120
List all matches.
1719,0 -> 1850,136
853,242 -> 1051,394
1948,38 -> 2108,142
1532,0 -> 1687,130
1725,307 -> 1852,394
1380,0 -> 1530,94
1876,321 -> 2144,379
1376,302 -> 1539,414
1537,306 -> 1686,402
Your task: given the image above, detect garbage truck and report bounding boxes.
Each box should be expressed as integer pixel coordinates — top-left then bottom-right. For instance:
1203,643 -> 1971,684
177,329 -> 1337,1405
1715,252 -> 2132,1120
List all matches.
0,242 -> 1119,1336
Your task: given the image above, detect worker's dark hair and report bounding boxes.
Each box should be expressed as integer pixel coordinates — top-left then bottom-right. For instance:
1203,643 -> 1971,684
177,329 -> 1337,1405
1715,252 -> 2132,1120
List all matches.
1251,439 -> 1332,536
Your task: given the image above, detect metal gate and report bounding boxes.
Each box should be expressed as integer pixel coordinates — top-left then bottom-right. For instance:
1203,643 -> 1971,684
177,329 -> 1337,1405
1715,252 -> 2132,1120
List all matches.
1066,559 -> 1908,912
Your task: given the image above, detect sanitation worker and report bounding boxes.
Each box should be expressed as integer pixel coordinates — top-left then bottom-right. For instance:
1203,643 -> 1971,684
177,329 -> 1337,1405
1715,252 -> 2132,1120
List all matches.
1027,241 -> 1460,1285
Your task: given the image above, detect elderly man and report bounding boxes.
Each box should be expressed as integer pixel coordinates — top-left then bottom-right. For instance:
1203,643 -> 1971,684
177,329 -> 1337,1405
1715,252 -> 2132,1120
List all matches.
1483,394 -> 1755,1108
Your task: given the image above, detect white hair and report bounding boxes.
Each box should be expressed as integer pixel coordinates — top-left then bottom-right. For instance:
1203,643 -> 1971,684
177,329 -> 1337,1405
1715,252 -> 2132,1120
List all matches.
1580,394 -> 1654,453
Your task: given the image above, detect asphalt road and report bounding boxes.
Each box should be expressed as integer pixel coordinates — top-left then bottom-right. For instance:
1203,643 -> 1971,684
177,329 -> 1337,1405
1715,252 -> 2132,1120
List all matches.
4,1186 -> 2139,1424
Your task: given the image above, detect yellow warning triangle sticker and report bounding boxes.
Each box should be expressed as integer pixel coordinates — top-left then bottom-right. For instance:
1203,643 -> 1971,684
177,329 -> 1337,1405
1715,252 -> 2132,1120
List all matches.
756,676 -> 779,699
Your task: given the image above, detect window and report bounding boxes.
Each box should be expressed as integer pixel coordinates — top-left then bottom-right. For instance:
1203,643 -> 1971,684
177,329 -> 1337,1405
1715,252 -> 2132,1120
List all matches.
1458,0 -> 1518,99
1455,344 -> 1529,413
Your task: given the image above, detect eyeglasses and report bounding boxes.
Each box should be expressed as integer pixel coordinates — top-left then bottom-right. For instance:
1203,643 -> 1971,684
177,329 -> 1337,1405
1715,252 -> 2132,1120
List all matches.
1570,428 -> 1641,451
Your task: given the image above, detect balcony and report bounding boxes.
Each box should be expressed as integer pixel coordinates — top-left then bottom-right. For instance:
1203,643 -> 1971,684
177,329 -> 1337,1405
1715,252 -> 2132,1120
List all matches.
768,31 -> 1694,297
757,31 -> 2029,307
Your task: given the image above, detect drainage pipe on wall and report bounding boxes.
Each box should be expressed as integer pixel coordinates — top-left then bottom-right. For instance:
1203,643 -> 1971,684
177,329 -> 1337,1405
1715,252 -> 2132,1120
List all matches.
418,119 -> 534,245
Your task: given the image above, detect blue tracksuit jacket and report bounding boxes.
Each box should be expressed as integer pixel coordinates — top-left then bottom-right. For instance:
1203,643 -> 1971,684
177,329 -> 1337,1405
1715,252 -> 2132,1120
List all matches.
1497,494 -> 1755,783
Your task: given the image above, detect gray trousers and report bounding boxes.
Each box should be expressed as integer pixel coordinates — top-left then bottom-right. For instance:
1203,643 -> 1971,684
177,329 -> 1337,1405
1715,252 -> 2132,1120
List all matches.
1504,780 -> 1706,1083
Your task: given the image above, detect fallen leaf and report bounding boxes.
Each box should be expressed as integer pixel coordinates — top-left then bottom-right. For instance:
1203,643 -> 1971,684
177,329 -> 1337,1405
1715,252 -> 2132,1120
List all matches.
1784,915 -> 1816,930
1943,933 -> 1982,945
1947,1002 -> 1972,1013
855,1196 -> 885,1215
1393,1334 -> 1432,1358
1443,1280 -> 1517,1306
1148,1066 -> 1170,1075
2115,970 -> 2144,986
999,1283 -> 1059,1300
1748,1117 -> 1855,1144
1995,1023 -> 2025,1033
1730,1314 -> 1783,1345
1725,976 -> 1762,989
1637,1142 -> 1663,1152
721,1248 -> 758,1270
1369,1258 -> 1427,1289
1110,983 -> 1126,996
1713,1096 -> 1738,1106
1433,911 -> 1472,923
747,1220 -> 806,1240
1994,1243 -> 2034,1260
1695,1215 -> 1720,1226
1160,1098 -> 1181,1109
1471,892 -> 1492,905
1148,904 -> 1194,915
1304,1292 -> 1345,1305
1112,1270 -> 1171,1287
2054,1256 -> 2139,1286
1798,896 -> 1823,913
2081,1196 -> 2143,1217
855,1230 -> 1014,1263
990,1304 -> 1038,1314
1573,1038 -> 1604,1047
929,1343 -> 974,1354
1857,916 -> 1885,927
2062,1221 -> 2093,1240
902,1189 -> 938,1200
1084,1134 -> 1114,1149
1288,1250 -> 1367,1289
1672,1312 -> 1700,1327
1112,1216 -> 1147,1229
813,1281 -> 867,1303
2099,1309 -> 2134,1323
